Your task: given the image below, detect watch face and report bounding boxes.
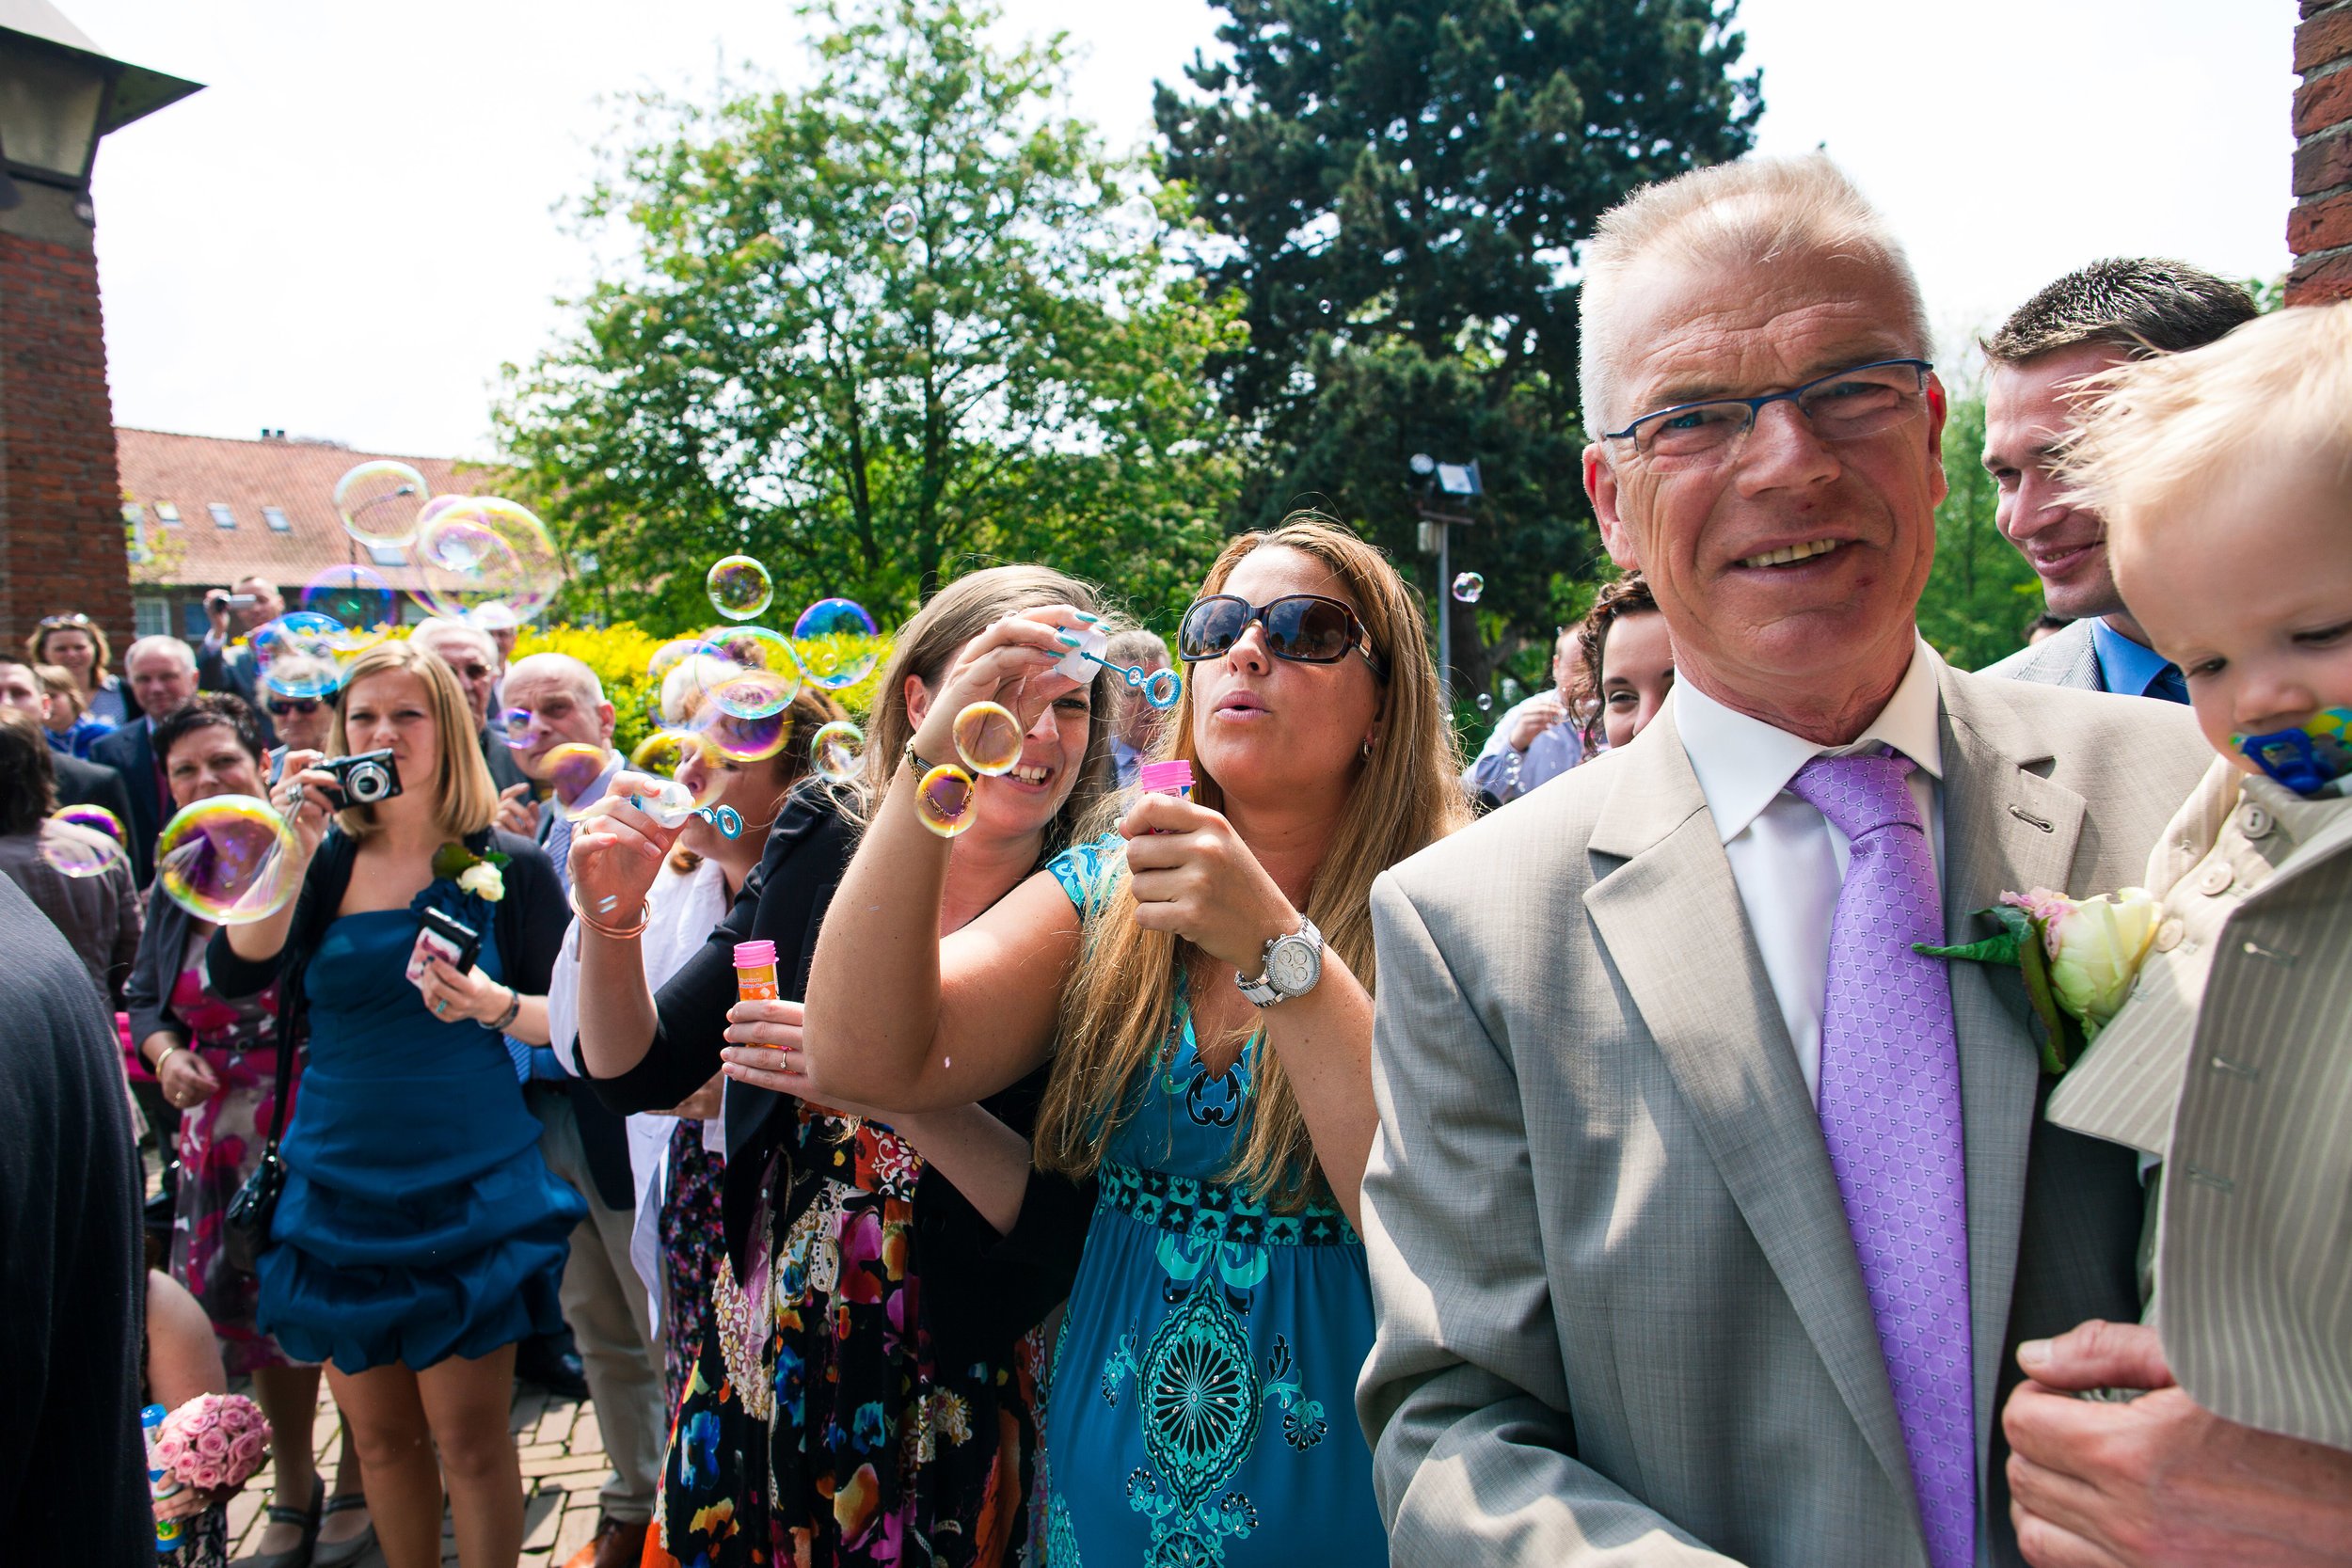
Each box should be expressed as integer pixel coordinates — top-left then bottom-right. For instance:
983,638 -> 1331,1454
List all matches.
1267,935 -> 1319,993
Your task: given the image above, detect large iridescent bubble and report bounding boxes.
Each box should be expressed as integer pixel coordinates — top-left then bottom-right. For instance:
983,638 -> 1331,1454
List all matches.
155,797 -> 299,924
791,598 -> 879,690
334,461 -> 433,548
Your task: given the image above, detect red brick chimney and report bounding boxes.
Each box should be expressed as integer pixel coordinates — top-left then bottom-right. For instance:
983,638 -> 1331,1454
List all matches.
2292,0 -> 2352,302
0,9 -> 200,659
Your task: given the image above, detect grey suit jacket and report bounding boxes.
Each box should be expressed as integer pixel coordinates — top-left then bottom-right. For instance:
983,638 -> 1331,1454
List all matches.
2049,762 -> 2352,1450
1358,658 -> 2211,1566
1979,617 -> 2101,690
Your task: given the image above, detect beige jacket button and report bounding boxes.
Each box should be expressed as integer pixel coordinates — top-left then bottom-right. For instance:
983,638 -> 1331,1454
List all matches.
2198,862 -> 2234,896
2153,918 -> 2185,952
2238,803 -> 2274,840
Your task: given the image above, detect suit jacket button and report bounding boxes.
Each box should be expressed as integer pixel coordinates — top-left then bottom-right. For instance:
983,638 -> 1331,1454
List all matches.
2237,803 -> 2274,840
2197,862 -> 2234,896
2153,917 -> 2185,952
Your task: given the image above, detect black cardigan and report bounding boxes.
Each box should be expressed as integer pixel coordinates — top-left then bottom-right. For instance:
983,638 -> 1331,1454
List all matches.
206,827 -> 568,1048
584,780 -> 1092,1367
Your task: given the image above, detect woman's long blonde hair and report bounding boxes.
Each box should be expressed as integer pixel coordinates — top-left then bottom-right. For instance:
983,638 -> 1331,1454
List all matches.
330,640 -> 499,842
1036,515 -> 1469,1206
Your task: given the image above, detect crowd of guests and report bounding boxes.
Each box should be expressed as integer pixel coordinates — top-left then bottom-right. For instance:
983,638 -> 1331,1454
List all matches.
6,151 -> 2350,1568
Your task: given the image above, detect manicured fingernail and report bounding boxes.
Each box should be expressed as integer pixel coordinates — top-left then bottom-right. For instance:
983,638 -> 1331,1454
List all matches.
1056,631 -> 1080,647
2018,1339 -> 2050,1370
1075,612 -> 1101,624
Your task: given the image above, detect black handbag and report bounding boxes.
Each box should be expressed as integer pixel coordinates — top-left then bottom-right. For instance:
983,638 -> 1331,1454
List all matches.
219,1006 -> 297,1275
217,892 -> 321,1277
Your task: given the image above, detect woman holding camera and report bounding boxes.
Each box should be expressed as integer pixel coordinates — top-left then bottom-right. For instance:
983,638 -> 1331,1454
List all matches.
208,639 -> 581,1568
803,516 -> 1468,1565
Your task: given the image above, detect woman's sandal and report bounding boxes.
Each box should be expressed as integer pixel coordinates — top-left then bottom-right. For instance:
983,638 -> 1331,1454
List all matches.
312,1490 -> 378,1568
244,1475 -> 322,1568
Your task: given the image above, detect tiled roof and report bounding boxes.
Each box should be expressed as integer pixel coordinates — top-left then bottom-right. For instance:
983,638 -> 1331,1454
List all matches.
116,427 -> 511,594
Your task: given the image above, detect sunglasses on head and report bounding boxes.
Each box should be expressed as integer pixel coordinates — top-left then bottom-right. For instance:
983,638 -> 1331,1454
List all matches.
267,698 -> 322,717
38,613 -> 93,629
1176,593 -> 1388,682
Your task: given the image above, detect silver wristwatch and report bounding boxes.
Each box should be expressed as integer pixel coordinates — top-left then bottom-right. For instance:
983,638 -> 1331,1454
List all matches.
1237,916 -> 1325,1008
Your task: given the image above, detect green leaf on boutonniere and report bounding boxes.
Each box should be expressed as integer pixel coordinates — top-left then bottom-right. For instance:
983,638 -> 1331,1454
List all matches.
1915,903 -> 2083,1076
430,843 -> 474,881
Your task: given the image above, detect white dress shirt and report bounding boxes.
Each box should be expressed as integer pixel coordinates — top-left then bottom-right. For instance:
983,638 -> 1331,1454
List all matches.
1673,639 -> 1947,1104
546,853 -> 734,1338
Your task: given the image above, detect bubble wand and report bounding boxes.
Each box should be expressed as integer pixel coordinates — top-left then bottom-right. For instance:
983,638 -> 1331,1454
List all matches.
625,779 -> 746,839
1054,626 -> 1180,709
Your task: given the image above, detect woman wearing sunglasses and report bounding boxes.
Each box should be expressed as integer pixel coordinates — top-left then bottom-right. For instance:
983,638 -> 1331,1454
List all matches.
802,515 -> 1467,1565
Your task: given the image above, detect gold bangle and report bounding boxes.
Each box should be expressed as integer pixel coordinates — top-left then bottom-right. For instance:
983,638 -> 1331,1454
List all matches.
570,888 -> 651,941
151,1043 -> 183,1077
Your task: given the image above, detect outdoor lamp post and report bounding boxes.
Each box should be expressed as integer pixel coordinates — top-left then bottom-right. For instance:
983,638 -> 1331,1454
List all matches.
0,5 -> 200,651
1410,452 -> 1482,702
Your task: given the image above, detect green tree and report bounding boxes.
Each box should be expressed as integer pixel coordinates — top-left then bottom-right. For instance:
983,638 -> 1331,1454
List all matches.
1915,391 -> 2045,671
1156,0 -> 1762,700
498,0 -> 1240,630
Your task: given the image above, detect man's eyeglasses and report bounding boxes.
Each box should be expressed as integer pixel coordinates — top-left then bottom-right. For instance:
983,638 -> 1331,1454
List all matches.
267,698 -> 323,717
1603,358 -> 1934,465
1176,594 -> 1388,682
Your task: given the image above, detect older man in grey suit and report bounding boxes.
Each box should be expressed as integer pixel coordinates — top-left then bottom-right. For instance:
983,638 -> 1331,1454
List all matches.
1354,156 -> 2282,1568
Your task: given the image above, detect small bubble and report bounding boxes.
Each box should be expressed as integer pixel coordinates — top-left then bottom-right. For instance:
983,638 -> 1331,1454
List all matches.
882,201 -> 918,242
1452,572 -> 1485,604
811,721 -> 865,786
39,805 -> 128,879
706,554 -> 774,621
915,764 -> 978,839
952,702 -> 1024,776
1477,693 -> 1493,712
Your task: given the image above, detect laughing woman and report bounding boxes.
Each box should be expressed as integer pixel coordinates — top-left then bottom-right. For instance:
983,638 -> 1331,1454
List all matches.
803,515 -> 1467,1565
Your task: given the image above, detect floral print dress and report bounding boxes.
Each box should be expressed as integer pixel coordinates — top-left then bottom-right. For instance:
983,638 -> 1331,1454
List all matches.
166,928 -> 299,1375
1040,837 -> 1385,1568
649,1103 -> 1042,1566
657,1118 -> 727,1409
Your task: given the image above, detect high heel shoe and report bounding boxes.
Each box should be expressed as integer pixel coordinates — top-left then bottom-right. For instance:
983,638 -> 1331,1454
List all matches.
244,1475 -> 321,1568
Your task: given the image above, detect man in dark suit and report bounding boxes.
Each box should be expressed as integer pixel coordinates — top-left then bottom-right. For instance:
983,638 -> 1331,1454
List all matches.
0,659 -> 133,829
198,576 -> 283,747
89,636 -> 200,884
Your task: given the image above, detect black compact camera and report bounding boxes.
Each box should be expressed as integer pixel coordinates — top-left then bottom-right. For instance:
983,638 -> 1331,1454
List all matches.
318,749 -> 403,811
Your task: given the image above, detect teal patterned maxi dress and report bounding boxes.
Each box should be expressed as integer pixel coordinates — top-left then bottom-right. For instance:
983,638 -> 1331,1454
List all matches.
1042,838 -> 1384,1567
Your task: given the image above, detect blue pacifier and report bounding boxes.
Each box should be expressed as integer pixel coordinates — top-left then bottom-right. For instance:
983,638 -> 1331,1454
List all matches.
2234,707 -> 2352,798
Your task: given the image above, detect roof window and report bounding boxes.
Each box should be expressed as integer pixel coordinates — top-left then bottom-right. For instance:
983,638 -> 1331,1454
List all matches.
209,502 -> 235,529
262,505 -> 292,531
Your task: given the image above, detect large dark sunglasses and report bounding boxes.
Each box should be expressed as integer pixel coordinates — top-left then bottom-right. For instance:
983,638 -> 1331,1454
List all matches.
1177,594 -> 1389,682
266,698 -> 322,717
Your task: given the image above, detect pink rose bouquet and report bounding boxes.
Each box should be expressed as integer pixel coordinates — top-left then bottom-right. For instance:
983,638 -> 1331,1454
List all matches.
154,1393 -> 272,1494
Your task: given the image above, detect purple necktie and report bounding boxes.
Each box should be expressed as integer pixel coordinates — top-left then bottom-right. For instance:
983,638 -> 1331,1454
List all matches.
1788,752 -> 1975,1568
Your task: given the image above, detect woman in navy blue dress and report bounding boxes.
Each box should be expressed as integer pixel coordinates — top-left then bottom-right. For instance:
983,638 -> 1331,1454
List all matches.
210,639 -> 581,1568
804,516 -> 1469,1565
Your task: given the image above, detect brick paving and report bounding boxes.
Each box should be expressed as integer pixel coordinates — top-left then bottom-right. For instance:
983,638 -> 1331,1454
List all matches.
220,1381 -> 624,1567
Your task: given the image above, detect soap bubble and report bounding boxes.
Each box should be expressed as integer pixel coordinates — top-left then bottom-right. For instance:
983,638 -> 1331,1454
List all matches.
301,565 -> 396,646
882,201 -> 918,242
790,599 -> 879,690
544,742 -> 612,819
706,555 -> 773,622
333,460 -> 433,547
811,721 -> 865,787
496,707 -> 539,750
697,626 -> 802,720
39,805 -> 127,878
412,498 -> 564,626
1143,668 -> 1181,709
252,613 -> 349,700
914,763 -> 977,838
698,703 -> 791,765
630,729 -> 724,807
951,702 -> 1024,776
1476,692 -> 1493,712
1452,572 -> 1485,604
155,796 -> 299,925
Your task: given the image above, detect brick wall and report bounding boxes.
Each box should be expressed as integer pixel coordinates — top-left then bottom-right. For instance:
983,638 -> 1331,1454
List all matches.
2292,0 -> 2352,302
0,207 -> 135,661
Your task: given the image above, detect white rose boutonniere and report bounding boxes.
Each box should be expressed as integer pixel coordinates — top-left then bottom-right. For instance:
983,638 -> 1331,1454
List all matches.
1915,885 -> 2161,1075
456,861 -> 506,903
433,842 -> 511,904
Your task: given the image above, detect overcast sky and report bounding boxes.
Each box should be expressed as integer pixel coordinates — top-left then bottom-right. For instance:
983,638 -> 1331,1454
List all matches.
72,0 -> 2297,460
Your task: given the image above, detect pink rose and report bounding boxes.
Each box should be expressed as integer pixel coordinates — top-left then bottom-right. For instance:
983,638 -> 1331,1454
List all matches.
197,1427 -> 229,1458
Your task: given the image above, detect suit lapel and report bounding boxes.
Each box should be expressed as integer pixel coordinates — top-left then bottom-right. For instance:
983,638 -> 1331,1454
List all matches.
1936,668 -> 2087,1463
1582,708 -> 1917,1510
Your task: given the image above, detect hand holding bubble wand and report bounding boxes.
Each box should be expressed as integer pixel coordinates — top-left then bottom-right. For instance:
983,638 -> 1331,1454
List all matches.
1051,624 -> 1182,710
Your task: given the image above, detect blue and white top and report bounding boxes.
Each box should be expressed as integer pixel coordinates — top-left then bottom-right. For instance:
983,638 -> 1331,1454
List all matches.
1041,835 -> 1383,1567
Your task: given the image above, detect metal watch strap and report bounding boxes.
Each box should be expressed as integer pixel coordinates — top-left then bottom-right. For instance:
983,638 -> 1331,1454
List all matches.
1237,915 -> 1322,1008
